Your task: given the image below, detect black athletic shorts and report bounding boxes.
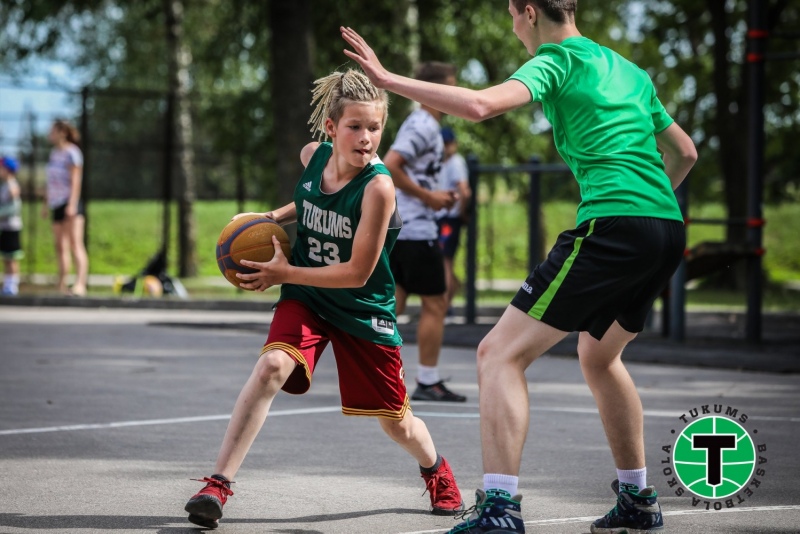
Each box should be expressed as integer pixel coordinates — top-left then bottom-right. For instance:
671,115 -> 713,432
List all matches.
0,230 -> 22,258
389,239 -> 447,295
511,216 -> 685,340
437,217 -> 464,259
51,201 -> 85,223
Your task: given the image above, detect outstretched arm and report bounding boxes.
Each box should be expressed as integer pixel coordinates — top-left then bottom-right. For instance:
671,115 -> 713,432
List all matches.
341,27 -> 530,122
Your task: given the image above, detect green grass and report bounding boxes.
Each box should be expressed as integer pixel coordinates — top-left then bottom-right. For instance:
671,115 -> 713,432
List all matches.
20,200 -> 265,277
16,198 -> 800,311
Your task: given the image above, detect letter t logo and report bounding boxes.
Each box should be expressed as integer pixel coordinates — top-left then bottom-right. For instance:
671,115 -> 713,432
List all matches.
693,434 -> 737,486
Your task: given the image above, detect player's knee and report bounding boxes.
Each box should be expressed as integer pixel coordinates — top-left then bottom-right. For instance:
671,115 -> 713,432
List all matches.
254,350 -> 294,385
578,346 -> 619,374
476,333 -> 504,370
379,415 -> 414,443
422,294 -> 448,317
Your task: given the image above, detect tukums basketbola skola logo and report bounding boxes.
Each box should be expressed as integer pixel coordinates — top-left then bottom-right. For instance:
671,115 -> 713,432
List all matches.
661,404 -> 767,510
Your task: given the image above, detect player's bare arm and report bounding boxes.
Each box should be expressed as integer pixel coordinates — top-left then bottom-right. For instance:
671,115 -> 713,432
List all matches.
66,163 -> 82,217
265,203 -> 298,225
231,203 -> 297,225
656,123 -> 698,190
342,26 -> 530,122
237,174 -> 394,291
456,180 -> 472,218
300,141 -> 320,167
384,150 -> 456,211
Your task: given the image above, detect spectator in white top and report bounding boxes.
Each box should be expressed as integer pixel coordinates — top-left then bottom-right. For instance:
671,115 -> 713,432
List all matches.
384,62 -> 466,402
436,128 -> 472,314
43,119 -> 89,296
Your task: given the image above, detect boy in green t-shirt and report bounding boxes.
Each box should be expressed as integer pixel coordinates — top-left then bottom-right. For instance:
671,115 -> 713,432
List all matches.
342,0 -> 697,532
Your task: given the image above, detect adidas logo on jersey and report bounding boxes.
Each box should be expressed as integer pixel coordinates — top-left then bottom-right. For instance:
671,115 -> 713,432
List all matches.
372,317 -> 395,335
303,181 -> 312,191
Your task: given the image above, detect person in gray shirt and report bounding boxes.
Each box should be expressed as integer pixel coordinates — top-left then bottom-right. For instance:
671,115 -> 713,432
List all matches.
383,61 -> 466,402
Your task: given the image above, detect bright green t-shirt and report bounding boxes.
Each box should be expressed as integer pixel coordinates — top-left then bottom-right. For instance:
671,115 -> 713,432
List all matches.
508,36 -> 683,226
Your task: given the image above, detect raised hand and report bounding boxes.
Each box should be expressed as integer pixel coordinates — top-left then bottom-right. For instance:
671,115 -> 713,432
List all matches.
340,26 -> 390,88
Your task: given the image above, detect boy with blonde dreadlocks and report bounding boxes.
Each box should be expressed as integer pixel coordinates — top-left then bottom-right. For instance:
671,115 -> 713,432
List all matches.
183,69 -> 463,529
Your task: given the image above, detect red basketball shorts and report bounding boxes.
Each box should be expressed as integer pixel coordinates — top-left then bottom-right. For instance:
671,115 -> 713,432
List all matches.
262,299 -> 410,420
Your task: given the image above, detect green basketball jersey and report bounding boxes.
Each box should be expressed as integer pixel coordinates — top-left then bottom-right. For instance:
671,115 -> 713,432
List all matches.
279,142 -> 403,346
508,36 -> 683,226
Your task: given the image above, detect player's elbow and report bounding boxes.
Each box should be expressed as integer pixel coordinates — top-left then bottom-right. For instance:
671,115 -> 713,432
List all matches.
352,276 -> 370,288
464,98 -> 495,123
683,142 -> 698,167
350,268 -> 372,288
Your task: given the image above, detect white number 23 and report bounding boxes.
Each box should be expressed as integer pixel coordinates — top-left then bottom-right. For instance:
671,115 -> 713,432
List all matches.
307,237 -> 341,265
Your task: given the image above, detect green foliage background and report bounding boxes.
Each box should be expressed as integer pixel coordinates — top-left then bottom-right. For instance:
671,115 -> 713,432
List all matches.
2,0 -> 798,286
2,0 -> 798,204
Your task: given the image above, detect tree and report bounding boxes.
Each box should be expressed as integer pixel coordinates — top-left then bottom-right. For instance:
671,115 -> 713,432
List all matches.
639,0 -> 799,236
270,0 -> 313,208
3,0 -> 797,283
164,0 -> 197,277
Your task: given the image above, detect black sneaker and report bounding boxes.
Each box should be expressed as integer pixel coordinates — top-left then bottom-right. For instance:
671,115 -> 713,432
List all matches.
446,489 -> 525,533
411,380 -> 467,402
590,479 -> 664,533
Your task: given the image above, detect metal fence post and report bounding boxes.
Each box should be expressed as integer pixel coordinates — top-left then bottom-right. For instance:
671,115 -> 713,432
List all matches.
528,156 -> 542,273
669,181 -> 689,342
745,0 -> 766,344
465,154 -> 479,324
25,111 -> 38,279
161,91 -> 175,263
80,86 -> 90,251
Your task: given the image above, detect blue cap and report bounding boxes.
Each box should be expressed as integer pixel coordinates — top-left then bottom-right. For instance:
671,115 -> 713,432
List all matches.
1,156 -> 18,173
441,127 -> 456,143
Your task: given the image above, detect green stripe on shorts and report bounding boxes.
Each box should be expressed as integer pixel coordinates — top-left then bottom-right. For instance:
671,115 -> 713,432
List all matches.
528,219 -> 596,320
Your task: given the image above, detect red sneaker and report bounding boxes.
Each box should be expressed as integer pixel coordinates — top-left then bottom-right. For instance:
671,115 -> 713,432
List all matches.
421,456 -> 464,515
184,476 -> 234,529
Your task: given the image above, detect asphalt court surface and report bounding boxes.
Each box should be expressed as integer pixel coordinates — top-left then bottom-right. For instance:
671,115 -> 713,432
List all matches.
1,306 -> 799,533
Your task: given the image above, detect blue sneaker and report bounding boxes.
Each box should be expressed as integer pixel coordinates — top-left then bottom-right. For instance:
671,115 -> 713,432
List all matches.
446,489 -> 525,533
590,479 -> 664,533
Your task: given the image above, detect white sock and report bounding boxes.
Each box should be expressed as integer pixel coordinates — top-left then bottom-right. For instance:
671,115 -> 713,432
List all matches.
617,467 -> 647,493
483,473 -> 519,497
417,365 -> 440,386
3,274 -> 18,293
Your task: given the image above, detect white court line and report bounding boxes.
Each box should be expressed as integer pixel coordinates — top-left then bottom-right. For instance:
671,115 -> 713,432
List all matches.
2,405 -> 798,436
414,411 -> 479,418
398,505 -> 800,534
0,406 -> 340,436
